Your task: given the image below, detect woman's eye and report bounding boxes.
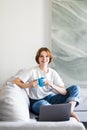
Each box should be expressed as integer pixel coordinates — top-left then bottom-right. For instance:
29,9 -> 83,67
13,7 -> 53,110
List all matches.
40,55 -> 43,58
39,55 -> 49,58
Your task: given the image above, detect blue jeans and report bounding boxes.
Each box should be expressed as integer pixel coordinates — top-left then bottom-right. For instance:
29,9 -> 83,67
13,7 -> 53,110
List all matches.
30,85 -> 80,115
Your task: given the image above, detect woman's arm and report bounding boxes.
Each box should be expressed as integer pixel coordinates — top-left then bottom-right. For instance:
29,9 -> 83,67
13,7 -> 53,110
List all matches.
13,77 -> 38,88
45,81 -> 67,95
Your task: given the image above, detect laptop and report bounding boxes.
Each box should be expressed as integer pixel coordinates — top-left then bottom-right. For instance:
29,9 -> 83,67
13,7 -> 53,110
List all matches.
38,103 -> 71,121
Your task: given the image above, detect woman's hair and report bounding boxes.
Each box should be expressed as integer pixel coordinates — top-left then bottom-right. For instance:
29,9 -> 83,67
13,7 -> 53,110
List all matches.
35,47 -> 53,64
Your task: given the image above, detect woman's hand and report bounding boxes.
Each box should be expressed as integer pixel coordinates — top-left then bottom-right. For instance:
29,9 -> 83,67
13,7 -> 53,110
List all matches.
45,81 -> 67,95
45,81 -> 53,87
29,80 -> 38,88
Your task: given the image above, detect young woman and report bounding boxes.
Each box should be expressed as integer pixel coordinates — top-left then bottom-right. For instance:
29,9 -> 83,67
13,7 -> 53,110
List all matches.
13,47 -> 80,121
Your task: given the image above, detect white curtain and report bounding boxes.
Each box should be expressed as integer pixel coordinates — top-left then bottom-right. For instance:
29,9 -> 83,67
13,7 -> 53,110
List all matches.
51,0 -> 87,88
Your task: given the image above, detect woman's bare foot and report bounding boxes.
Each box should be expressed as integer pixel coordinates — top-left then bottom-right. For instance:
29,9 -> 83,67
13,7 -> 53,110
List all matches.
71,112 -> 80,122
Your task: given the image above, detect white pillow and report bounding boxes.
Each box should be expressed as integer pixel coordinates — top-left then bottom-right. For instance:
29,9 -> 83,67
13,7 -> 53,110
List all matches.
0,83 -> 30,121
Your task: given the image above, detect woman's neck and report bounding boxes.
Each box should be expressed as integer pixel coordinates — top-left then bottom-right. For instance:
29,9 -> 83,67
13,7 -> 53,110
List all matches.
39,65 -> 49,73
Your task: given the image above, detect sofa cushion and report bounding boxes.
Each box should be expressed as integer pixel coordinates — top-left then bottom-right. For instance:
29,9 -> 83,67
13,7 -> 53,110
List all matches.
0,83 -> 30,121
75,88 -> 87,111
75,95 -> 87,111
0,117 -> 85,130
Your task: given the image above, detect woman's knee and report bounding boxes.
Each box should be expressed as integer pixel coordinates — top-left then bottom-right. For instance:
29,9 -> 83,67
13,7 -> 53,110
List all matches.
67,85 -> 80,92
32,100 -> 50,115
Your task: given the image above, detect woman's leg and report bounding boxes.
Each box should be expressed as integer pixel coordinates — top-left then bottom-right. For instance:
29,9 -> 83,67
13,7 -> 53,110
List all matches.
48,85 -> 80,121
66,85 -> 80,121
31,99 -> 51,115
69,101 -> 80,121
66,85 -> 80,106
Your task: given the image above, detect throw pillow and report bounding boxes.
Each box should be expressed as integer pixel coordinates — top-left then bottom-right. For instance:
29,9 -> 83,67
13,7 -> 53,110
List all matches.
0,83 -> 30,121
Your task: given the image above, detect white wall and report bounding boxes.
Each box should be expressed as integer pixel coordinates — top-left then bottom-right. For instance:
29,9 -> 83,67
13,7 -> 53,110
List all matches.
0,0 -> 51,85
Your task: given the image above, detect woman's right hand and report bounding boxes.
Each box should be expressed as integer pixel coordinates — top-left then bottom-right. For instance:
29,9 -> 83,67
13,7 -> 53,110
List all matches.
28,80 -> 38,88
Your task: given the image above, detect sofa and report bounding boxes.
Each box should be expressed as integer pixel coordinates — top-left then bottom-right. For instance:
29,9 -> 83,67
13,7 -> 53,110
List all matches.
0,80 -> 86,130
74,88 -> 87,123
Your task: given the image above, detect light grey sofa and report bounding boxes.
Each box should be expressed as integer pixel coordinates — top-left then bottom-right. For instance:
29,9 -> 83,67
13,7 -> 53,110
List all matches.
74,88 -> 87,123
0,82 -> 86,130
0,118 -> 85,130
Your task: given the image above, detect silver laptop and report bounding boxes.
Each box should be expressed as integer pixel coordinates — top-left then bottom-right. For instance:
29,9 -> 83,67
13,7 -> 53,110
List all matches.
38,103 -> 71,121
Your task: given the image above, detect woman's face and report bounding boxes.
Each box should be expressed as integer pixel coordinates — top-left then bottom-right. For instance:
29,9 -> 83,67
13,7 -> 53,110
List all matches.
38,51 -> 50,66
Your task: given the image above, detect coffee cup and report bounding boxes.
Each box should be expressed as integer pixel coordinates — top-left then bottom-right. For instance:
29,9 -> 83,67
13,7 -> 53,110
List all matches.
38,77 -> 45,87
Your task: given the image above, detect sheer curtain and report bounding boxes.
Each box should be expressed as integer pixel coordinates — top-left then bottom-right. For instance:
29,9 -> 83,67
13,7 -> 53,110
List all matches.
51,0 -> 87,88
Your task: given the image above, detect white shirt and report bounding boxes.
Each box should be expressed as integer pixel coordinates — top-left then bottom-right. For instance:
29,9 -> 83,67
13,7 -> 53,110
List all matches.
9,66 -> 64,99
